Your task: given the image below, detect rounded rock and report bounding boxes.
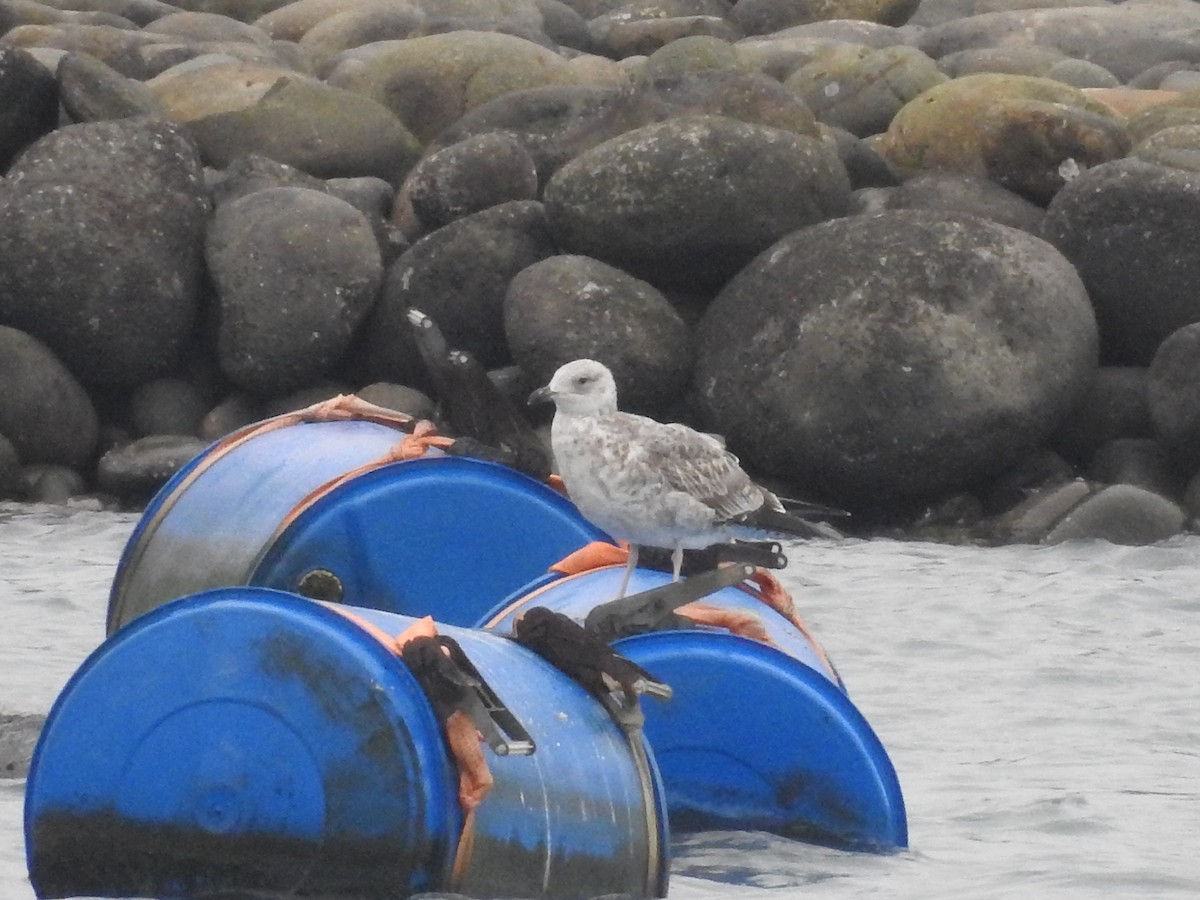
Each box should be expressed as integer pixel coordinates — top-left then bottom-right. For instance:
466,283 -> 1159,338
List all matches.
0,325 -> 98,469
693,210 -> 1099,509
1042,159 -> 1200,365
129,377 -> 209,438
1043,483 -> 1186,545
1147,322 -> 1200,468
404,132 -> 539,230
0,117 -> 209,387
1051,366 -> 1152,464
361,200 -> 555,384
96,434 -> 210,506
544,114 -> 850,288
0,44 -> 59,170
504,254 -> 692,414
206,186 -> 383,395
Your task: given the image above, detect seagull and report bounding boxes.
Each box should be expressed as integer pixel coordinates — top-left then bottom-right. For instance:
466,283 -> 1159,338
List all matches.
528,358 -> 843,598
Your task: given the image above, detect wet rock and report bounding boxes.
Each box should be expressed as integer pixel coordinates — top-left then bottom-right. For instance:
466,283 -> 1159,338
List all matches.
403,132 -> 539,230
1123,98 -> 1200,146
693,211 -> 1099,510
917,4 -> 1200,84
208,152 -> 328,205
32,0 -> 177,27
979,446 -> 1075,516
504,254 -> 693,415
148,64 -> 421,185
730,0 -> 919,34
206,186 -> 383,395
0,433 -> 21,499
937,46 -> 1119,89
325,175 -> 395,219
0,326 -> 98,470
426,83 -> 631,183
1,22 -> 176,78
1086,437 -> 1181,500
1051,366 -> 1152,465
877,73 -> 1129,204
587,11 -> 742,60
295,0 -> 551,74
1148,322 -> 1200,469
1131,124 -> 1200,173
22,463 -> 88,504
56,50 -> 166,122
0,44 -> 59,171
0,117 -> 209,388
129,377 -> 209,438
784,44 -> 946,138
361,200 -> 555,385
357,381 -> 436,420
1042,483 -> 1186,545
96,434 -> 210,504
200,392 -> 263,440
1042,159 -> 1200,366
989,478 -> 1091,544
852,173 -> 1045,233
144,10 -> 274,43
324,31 -> 584,143
826,125 -> 898,189
544,114 -> 850,288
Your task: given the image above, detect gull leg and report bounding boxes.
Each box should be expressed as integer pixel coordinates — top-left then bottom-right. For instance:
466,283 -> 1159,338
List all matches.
617,544 -> 638,599
671,544 -> 683,583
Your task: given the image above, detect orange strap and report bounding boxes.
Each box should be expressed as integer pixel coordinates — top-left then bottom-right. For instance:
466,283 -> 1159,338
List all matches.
322,605 -> 490,883
674,601 -> 775,645
550,540 -> 631,575
544,542 -> 837,677
736,570 -> 836,677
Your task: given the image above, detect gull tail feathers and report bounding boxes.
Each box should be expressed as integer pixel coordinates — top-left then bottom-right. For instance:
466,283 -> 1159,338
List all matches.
731,506 -> 845,540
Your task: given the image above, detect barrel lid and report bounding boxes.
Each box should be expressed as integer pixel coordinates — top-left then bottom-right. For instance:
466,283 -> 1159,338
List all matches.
26,587 -> 457,899
254,456 -> 606,625
612,630 -> 908,852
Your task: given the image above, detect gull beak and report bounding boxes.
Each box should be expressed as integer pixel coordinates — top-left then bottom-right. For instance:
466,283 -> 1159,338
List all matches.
527,384 -> 555,407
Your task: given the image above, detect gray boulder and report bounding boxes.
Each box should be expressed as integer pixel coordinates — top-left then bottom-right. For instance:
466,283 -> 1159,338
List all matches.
693,211 -> 1099,509
206,186 -> 383,395
361,200 -> 556,385
0,325 -> 98,469
96,434 -> 210,505
404,132 -> 539,230
1043,483 -> 1187,545
544,114 -> 850,288
0,117 -> 209,387
504,254 -> 692,415
1042,159 -> 1200,366
1051,366 -> 1152,465
1148,321 -> 1200,469
0,44 -> 59,171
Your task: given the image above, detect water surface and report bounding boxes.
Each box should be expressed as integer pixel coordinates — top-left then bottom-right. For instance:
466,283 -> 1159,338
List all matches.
2,502 -> 1198,899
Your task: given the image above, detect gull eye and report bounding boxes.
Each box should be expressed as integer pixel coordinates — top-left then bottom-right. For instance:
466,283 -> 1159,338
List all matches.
573,374 -> 590,386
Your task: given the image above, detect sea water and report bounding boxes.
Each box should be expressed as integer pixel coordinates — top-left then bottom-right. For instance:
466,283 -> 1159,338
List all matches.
2,501 -> 1199,900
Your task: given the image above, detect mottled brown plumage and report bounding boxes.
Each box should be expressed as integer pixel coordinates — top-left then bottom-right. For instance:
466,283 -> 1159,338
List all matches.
528,359 -> 840,598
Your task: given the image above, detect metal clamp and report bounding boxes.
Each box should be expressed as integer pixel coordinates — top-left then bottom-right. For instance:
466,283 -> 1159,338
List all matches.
585,563 -> 757,643
402,635 -> 535,757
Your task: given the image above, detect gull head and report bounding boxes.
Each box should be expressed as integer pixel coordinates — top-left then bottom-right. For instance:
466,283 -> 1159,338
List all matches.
527,358 -> 619,416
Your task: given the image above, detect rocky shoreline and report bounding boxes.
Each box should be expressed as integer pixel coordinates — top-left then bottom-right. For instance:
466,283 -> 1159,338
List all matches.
3,0 -> 1200,545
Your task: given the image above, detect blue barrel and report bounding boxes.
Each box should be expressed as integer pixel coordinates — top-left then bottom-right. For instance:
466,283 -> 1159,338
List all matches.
485,565 -> 843,687
482,567 -> 908,852
26,587 -> 668,900
107,410 -> 604,634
